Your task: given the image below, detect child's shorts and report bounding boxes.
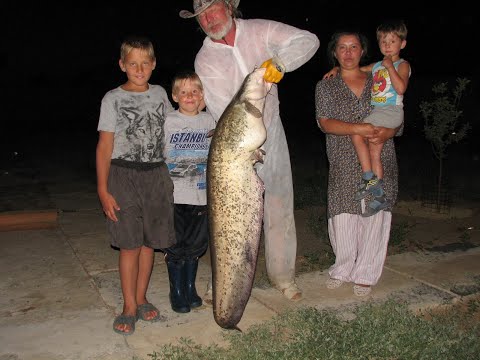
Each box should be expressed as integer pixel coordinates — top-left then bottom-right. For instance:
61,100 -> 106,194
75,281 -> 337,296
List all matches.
106,161 -> 175,250
364,105 -> 403,128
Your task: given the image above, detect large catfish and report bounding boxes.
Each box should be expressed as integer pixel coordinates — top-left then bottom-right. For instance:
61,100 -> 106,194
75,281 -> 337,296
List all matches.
207,67 -> 272,330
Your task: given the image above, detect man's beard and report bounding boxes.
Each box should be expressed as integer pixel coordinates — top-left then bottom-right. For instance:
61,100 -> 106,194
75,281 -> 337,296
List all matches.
205,16 -> 233,40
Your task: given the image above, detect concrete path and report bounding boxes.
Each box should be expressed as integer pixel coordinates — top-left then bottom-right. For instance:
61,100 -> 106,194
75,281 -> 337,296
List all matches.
1,185 -> 479,360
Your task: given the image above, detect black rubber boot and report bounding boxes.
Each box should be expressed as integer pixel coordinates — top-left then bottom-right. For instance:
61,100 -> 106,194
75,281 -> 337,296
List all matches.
165,256 -> 190,313
185,258 -> 202,308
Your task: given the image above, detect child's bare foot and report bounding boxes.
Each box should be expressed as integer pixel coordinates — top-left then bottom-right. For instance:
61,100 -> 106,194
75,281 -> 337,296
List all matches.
137,303 -> 162,322
113,313 -> 138,335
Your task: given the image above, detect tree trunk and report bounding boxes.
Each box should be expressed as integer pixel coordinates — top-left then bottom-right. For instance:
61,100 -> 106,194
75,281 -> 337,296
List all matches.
436,158 -> 443,212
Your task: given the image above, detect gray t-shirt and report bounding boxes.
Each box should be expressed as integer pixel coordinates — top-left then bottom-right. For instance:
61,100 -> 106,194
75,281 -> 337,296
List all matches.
98,84 -> 174,163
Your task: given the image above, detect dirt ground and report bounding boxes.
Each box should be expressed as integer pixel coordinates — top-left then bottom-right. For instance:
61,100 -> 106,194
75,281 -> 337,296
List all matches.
2,154 -> 479,290
253,199 -> 480,286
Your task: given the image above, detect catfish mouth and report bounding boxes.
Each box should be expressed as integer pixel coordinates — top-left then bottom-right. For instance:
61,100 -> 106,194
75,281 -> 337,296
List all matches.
243,69 -> 272,102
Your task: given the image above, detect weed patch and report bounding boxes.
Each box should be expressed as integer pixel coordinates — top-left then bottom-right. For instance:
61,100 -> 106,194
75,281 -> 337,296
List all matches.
147,298 -> 480,360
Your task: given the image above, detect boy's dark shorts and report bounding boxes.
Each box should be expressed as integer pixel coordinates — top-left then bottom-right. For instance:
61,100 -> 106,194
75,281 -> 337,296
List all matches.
106,161 -> 175,250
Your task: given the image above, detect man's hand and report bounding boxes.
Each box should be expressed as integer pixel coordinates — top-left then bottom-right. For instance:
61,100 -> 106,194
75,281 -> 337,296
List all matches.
260,58 -> 285,83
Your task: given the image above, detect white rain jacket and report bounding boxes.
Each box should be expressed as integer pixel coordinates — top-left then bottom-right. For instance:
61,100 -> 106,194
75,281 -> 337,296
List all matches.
195,18 -> 319,288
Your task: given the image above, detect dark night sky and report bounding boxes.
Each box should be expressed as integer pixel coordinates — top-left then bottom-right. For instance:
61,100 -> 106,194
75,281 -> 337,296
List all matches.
6,3 -> 478,160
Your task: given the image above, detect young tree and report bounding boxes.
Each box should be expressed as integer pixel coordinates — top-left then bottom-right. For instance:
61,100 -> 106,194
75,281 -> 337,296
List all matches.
419,77 -> 471,211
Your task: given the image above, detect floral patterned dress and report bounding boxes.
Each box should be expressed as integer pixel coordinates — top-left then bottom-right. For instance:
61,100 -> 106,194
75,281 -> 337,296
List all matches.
315,74 -> 399,219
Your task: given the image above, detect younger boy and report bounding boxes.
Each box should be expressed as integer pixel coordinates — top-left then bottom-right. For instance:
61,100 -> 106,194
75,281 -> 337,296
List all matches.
163,70 -> 215,313
354,19 -> 410,216
96,36 -> 175,335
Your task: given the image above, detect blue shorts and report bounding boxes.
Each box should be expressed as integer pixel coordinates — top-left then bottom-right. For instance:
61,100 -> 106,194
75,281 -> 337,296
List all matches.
106,162 -> 175,250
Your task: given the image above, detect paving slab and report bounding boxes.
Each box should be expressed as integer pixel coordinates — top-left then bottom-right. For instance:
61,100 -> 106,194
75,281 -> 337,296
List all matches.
0,229 -> 130,360
1,208 -> 479,360
59,210 -> 106,237
385,248 -> 480,295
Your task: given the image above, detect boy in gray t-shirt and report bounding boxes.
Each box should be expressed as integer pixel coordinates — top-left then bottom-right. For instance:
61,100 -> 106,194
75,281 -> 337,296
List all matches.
96,36 -> 175,336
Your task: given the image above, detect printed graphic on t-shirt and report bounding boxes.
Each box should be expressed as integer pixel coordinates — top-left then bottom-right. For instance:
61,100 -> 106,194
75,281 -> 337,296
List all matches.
371,60 -> 405,107
371,68 -> 394,105
116,101 -> 167,162
166,128 -> 210,190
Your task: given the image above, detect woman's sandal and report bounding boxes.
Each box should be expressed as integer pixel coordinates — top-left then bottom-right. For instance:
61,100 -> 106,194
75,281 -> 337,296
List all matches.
137,303 -> 162,322
353,284 -> 372,297
326,278 -> 344,289
113,314 -> 138,335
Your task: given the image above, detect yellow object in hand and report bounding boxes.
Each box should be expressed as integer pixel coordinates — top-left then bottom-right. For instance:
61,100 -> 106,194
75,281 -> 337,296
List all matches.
260,58 -> 285,83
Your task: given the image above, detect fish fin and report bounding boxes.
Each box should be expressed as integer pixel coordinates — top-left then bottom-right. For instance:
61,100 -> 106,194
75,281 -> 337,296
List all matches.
250,148 -> 265,164
206,129 -> 215,138
243,101 -> 263,119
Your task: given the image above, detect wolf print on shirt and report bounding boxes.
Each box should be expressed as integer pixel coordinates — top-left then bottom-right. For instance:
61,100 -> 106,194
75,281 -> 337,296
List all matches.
117,102 -> 167,162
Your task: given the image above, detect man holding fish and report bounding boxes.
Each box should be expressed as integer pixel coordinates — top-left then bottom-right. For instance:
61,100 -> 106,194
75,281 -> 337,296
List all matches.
179,0 -> 319,307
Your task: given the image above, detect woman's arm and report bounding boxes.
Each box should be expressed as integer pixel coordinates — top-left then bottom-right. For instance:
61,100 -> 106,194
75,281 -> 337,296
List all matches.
323,62 -> 374,80
359,62 -> 374,73
318,117 -> 376,137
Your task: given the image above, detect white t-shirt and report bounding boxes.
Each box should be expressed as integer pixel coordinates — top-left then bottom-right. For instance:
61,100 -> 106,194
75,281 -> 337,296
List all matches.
164,110 -> 215,205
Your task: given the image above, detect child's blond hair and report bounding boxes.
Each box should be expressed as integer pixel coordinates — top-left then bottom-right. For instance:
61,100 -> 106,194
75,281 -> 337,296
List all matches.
120,36 -> 155,62
376,20 -> 408,41
171,70 -> 203,95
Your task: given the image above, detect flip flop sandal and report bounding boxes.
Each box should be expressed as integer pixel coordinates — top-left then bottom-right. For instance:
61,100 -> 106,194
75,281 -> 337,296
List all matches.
353,284 -> 372,297
326,278 -> 344,289
136,303 -> 163,322
113,314 -> 138,335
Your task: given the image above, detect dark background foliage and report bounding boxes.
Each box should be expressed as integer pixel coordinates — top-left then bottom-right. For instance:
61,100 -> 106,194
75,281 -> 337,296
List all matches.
5,3 -> 478,203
